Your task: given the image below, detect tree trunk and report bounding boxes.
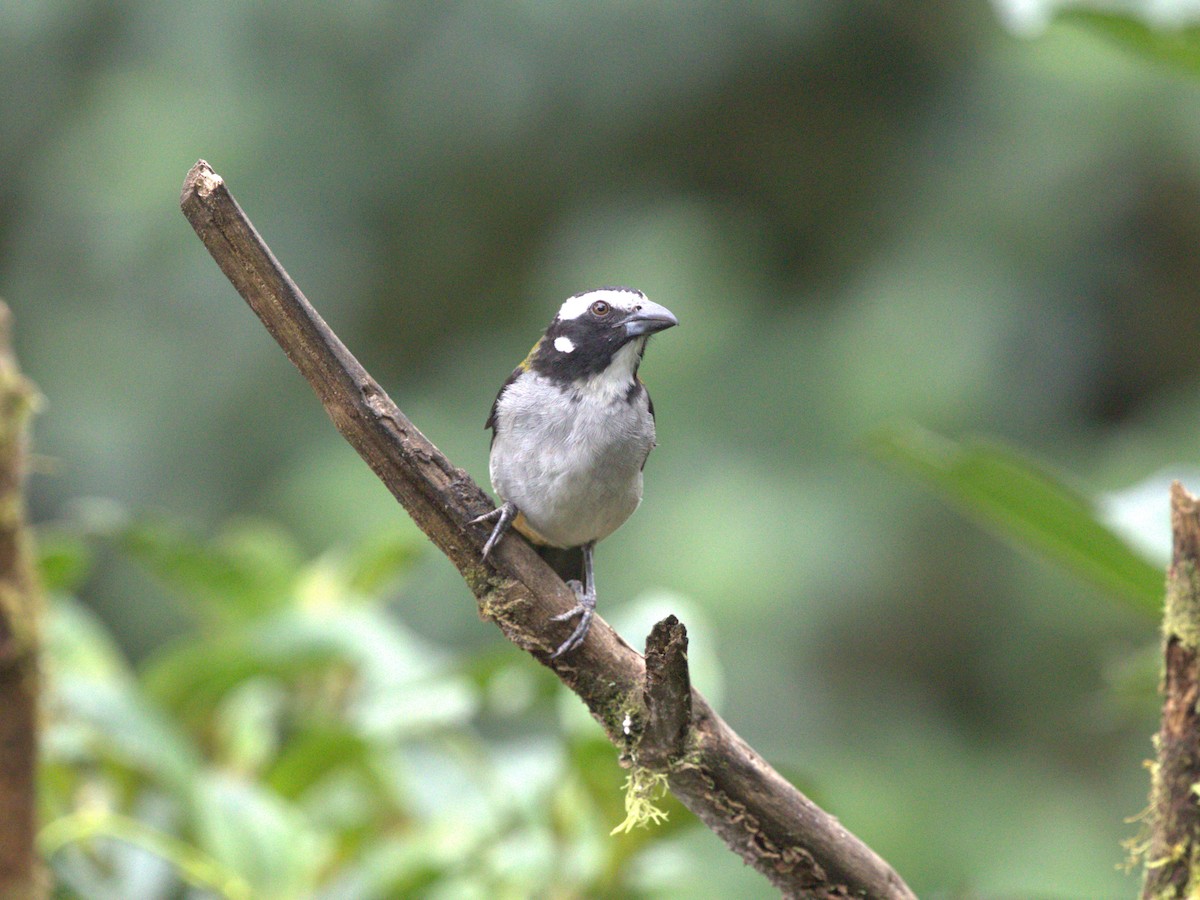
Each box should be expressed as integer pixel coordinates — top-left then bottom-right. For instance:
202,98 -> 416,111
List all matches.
0,302 -> 46,900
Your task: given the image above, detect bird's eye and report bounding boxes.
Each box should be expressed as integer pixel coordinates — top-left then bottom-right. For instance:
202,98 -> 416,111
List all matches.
590,300 -> 611,317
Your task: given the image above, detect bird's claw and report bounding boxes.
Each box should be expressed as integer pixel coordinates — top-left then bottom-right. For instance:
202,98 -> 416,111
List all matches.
549,583 -> 595,659
470,501 -> 517,559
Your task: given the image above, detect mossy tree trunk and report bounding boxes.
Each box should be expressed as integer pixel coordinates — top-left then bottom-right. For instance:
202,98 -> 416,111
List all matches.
0,302 -> 45,900
1143,483 -> 1200,899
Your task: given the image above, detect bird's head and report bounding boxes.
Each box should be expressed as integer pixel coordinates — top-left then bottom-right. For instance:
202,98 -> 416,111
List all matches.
527,287 -> 678,384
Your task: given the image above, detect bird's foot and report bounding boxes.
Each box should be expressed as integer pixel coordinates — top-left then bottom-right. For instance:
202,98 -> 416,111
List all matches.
470,501 -> 517,559
549,580 -> 596,659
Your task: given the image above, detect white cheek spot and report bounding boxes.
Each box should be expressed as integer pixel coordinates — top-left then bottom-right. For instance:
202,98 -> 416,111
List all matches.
554,336 -> 575,353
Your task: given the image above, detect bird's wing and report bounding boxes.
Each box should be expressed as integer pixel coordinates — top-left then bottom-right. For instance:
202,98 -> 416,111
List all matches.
486,338 -> 544,434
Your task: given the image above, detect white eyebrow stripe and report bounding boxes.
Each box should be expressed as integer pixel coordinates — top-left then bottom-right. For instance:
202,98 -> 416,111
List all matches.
554,336 -> 575,353
556,287 -> 645,321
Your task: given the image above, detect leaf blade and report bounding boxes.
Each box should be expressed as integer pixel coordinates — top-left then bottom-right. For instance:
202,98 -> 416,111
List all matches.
868,423 -> 1163,616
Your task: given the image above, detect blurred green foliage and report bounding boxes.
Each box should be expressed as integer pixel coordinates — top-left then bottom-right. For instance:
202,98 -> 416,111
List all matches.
11,0 -> 1200,895
37,520 -> 739,898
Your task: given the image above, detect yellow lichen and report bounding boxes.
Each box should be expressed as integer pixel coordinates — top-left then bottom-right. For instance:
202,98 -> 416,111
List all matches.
610,768 -> 669,835
1165,560 -> 1200,650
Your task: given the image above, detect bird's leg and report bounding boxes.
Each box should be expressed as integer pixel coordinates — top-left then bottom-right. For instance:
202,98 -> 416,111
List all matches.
549,541 -> 596,659
470,501 -> 517,559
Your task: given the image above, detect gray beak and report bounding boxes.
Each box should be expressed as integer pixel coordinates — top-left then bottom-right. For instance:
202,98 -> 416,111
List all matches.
622,300 -> 678,338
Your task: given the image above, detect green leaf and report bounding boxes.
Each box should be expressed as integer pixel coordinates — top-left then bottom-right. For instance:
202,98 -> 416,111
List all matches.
337,530 -> 422,596
139,627 -> 340,722
36,530 -> 93,592
249,606 -> 444,687
213,679 -> 288,773
121,518 -> 302,624
40,810 -> 252,900
1060,10 -> 1200,76
46,595 -> 130,681
266,725 -> 372,799
311,835 -> 454,900
190,772 -> 329,898
868,423 -> 1163,616
50,673 -> 201,793
141,606 -> 460,736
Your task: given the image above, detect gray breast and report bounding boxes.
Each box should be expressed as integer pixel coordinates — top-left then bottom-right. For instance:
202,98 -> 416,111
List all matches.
490,373 -> 656,548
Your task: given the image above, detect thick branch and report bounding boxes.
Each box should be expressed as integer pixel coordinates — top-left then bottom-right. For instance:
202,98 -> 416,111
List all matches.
0,302 -> 46,900
1143,482 -> 1200,898
180,159 -> 915,899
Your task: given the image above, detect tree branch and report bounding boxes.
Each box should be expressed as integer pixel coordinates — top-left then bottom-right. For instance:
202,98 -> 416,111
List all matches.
0,302 -> 46,900
1142,482 -> 1200,897
179,159 -> 916,899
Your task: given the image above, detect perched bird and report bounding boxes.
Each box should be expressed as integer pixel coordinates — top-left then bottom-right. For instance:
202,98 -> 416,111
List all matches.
472,287 -> 678,658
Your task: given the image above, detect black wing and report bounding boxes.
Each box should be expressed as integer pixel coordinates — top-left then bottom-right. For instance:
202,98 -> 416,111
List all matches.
487,338 -> 544,435
485,365 -> 524,444
624,379 -> 657,471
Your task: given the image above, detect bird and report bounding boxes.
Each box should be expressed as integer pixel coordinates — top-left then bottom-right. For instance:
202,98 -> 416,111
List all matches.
471,287 -> 678,658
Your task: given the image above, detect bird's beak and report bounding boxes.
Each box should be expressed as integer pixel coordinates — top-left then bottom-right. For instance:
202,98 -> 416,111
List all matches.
621,300 -> 678,338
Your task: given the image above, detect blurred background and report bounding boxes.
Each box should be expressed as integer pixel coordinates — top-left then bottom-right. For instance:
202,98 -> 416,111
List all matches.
8,1 -> 1200,896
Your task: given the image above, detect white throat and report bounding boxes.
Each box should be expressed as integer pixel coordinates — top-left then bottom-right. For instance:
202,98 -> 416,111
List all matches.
573,337 -> 645,403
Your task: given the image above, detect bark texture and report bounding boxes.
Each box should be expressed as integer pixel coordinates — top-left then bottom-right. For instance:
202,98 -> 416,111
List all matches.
0,302 -> 45,900
1143,482 -> 1200,899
